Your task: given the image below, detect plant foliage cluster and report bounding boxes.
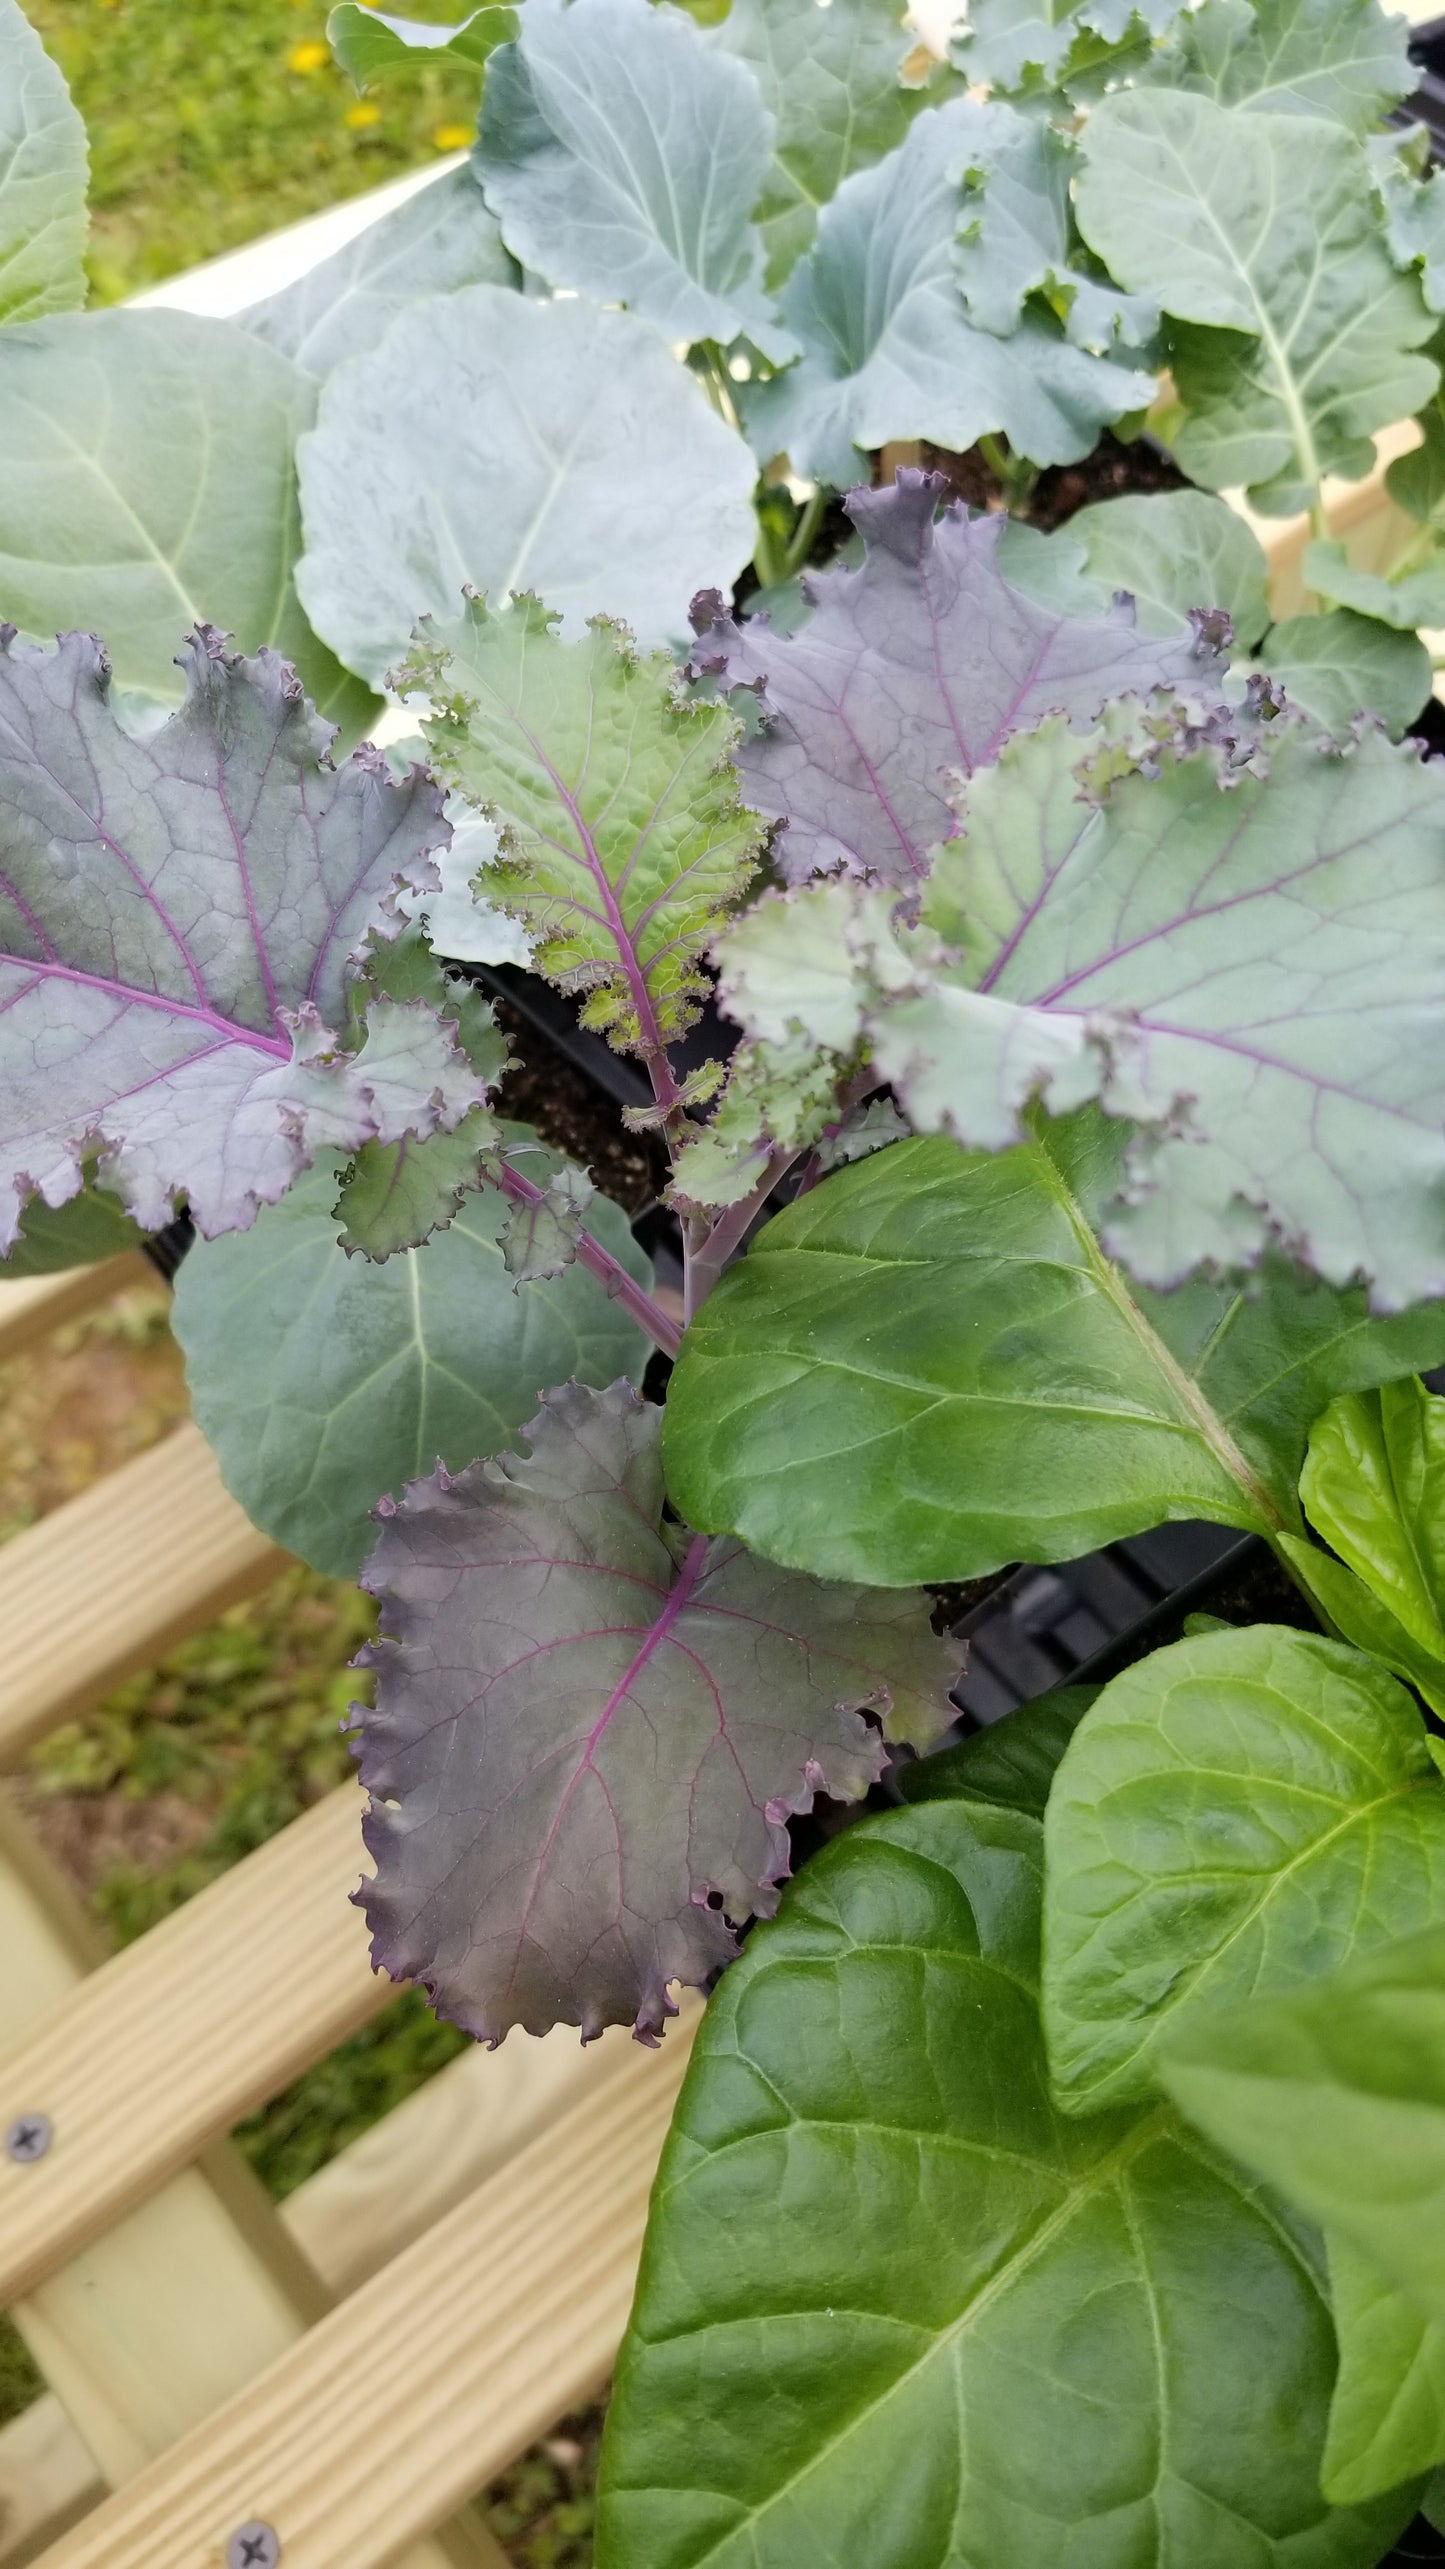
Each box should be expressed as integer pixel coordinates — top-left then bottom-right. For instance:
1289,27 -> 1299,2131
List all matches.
5,0 -> 1445,2551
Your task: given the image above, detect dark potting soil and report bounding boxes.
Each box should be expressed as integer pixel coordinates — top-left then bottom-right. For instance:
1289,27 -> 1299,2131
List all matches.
914,428 -> 1190,530
490,992 -> 667,1216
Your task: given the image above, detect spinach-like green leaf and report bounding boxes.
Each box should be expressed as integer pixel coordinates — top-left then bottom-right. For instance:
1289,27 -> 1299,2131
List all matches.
899,1685 -> 1098,1817
1250,609 -> 1430,736
1148,0 -> 1412,130
662,1120 -> 1445,1584
598,1798 -> 1411,2568
172,1134 -> 652,1577
1044,1627 -> 1445,2111
410,593 -> 762,1052
475,0 -> 788,356
0,0 -> 87,326
1160,1923 -> 1445,2323
1322,2231 -> 1445,2504
1075,91 -> 1438,513
243,166 -> 516,381
296,283 -> 757,679
327,1 -> 515,81
1285,1379 -> 1445,1714
742,101 -> 1154,486
354,1380 -> 959,2039
0,309 -> 374,728
709,0 -> 945,285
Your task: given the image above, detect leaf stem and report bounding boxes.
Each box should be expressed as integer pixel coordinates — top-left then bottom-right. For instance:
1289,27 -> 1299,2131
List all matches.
686,1145 -> 800,1321
489,1156 -> 681,1359
780,486 -> 828,582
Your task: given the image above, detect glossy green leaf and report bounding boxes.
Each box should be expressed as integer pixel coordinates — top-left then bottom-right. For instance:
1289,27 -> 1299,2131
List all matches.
743,100 -> 1154,485
1043,1627 -> 1445,2112
475,0 -> 788,356
0,0 -> 87,325
662,1119 -> 1445,1585
1290,1379 -> 1445,1716
1148,0 -> 1413,131
709,0 -> 945,284
296,283 -> 758,679
0,309 -> 375,729
1426,2466 -> 1445,2532
899,1685 -> 1098,1817
409,594 -> 761,1053
1278,1536 -> 1445,1723
1252,610 -> 1431,738
327,1 -> 515,82
1159,1922 -> 1445,2321
598,1798 -> 1411,2569
242,166 -> 516,380
0,1182 -> 144,1277
1322,2231 -> 1445,2504
1075,92 -> 1438,514
172,1135 -> 652,1577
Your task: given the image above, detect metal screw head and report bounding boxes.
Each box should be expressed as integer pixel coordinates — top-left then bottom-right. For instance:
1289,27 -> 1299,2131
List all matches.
226,2525 -> 281,2569
4,2114 -> 52,2164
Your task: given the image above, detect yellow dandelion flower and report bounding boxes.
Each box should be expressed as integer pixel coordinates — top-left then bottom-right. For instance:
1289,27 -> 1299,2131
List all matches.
345,100 -> 381,127
287,38 -> 329,72
432,123 -> 474,151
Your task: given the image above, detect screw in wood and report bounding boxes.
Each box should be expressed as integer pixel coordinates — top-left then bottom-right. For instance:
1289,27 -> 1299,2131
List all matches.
4,2114 -> 52,2164
226,2525 -> 281,2569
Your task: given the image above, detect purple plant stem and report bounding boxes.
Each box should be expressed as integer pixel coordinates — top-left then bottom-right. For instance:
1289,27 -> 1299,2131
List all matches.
490,1156 -> 682,1360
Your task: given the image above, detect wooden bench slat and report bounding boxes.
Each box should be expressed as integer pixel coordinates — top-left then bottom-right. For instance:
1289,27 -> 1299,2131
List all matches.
32,2028 -> 693,2569
0,1787 -> 385,2303
0,1424 -> 283,1765
0,1257 -> 153,1367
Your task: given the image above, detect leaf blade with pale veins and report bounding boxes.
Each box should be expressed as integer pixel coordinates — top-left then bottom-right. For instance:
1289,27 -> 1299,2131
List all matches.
740,101 -> 1155,487
661,1119 -> 1445,1584
1148,0 -> 1413,130
295,284 -> 759,678
173,1137 -> 650,1576
0,625 -> 487,1245
1322,2231 -> 1445,2504
597,1798 -> 1411,2568
0,309 -> 376,732
413,595 -> 763,1052
687,469 -> 1220,886
353,1379 -> 961,2042
0,0 -> 87,326
1295,1379 -> 1445,1695
242,167 -> 517,382
1043,1626 -> 1445,2112
1075,91 -> 1438,514
474,0 -> 788,357
709,0 -> 948,285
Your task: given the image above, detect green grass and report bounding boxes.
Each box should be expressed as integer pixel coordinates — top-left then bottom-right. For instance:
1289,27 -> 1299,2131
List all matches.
26,0 -> 488,301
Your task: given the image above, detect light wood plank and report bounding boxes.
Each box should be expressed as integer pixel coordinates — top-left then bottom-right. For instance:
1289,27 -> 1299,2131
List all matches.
0,1787 -> 387,2303
0,1259 -> 152,1368
0,2397 -> 95,2566
0,1425 -> 283,1765
33,2027 -> 695,2569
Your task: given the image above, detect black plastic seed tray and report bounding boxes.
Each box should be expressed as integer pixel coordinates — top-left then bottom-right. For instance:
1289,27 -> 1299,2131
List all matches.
1396,15 -> 1445,154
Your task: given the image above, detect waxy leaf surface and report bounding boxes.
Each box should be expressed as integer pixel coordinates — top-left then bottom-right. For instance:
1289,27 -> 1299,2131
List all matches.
1148,0 -> 1412,130
1007,487 -> 1272,646
689,470 -> 1216,885
954,0 -> 1187,93
726,712 -> 1445,1305
354,1380 -> 959,2041
663,1120 -> 1445,1584
709,0 -> 944,282
0,627 -> 484,1246
173,1140 -> 650,1576
243,166 -> 516,381
598,1799 -> 1409,2569
952,107 -> 1157,353
296,285 -> 758,679
1250,609 -> 1430,737
1043,1626 -> 1445,2111
0,1181 -> 143,1277
0,309 -> 374,729
1075,91 -> 1437,513
415,596 -> 761,1053
475,0 -> 788,355
0,0 -> 87,325
1160,1924 -> 1445,2321
742,102 -> 1153,486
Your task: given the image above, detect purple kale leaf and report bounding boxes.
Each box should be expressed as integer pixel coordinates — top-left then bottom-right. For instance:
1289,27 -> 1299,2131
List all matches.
688,469 -> 1228,888
0,624 -> 489,1244
352,1379 -> 962,2042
